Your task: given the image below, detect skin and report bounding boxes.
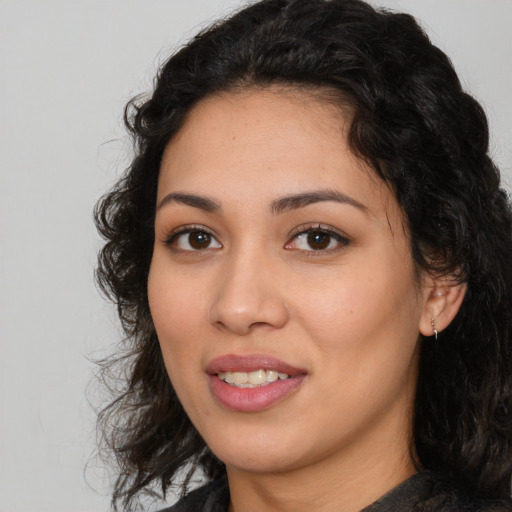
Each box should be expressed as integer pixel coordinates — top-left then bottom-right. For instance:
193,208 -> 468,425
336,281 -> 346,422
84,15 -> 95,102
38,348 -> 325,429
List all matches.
148,89 -> 464,512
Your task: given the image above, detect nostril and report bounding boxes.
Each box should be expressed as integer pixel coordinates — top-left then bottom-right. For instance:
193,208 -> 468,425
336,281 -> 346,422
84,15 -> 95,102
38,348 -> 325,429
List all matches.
209,296 -> 289,335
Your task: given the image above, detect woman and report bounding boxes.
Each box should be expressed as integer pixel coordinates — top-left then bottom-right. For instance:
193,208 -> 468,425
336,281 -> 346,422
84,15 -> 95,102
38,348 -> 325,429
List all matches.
95,0 -> 512,510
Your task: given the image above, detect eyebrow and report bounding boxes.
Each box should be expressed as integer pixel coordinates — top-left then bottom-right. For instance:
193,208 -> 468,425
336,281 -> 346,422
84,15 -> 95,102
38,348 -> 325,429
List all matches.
156,189 -> 367,215
271,189 -> 367,214
157,192 -> 221,212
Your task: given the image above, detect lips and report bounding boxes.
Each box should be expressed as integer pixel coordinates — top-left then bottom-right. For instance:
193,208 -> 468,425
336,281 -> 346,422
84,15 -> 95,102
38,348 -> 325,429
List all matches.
206,354 -> 307,412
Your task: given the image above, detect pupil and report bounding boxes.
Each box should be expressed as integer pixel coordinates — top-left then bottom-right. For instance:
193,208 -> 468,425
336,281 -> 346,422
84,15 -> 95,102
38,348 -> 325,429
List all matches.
189,231 -> 211,249
307,231 -> 330,250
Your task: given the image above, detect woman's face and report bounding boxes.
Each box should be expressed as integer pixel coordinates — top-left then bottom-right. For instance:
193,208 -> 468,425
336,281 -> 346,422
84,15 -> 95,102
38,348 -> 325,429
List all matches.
148,89 -> 432,478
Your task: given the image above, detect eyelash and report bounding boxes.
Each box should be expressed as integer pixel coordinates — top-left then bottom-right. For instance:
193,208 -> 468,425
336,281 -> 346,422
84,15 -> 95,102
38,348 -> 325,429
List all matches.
164,224 -> 350,254
285,224 -> 350,255
164,225 -> 221,252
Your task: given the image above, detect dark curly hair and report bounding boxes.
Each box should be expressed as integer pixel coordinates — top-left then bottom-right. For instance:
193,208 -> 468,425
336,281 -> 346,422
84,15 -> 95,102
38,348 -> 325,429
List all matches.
94,0 -> 512,509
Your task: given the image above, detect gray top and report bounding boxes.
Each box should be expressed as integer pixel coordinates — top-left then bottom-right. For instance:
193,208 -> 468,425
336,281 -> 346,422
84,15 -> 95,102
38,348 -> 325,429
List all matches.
160,472 -> 512,511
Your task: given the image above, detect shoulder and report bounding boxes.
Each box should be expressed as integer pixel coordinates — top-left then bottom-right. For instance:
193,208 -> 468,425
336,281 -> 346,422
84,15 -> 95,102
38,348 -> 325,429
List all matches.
420,474 -> 512,512
363,472 -> 512,512
421,475 -> 512,512
158,472 -> 512,512
157,477 -> 229,512
421,493 -> 512,511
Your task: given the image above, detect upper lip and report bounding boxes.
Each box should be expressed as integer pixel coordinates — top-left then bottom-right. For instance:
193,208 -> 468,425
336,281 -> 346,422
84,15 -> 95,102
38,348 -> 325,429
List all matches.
206,354 -> 306,376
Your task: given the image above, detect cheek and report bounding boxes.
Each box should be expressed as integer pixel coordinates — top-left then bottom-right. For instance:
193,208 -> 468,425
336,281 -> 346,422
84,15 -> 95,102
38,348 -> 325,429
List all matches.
295,255 -> 422,364
147,261 -> 207,370
296,272 -> 383,341
148,265 -> 210,416
148,253 -> 208,327
298,269 -> 421,423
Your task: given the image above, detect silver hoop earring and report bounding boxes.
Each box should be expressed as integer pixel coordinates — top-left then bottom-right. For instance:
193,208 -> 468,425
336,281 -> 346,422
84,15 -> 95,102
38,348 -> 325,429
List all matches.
431,318 -> 438,340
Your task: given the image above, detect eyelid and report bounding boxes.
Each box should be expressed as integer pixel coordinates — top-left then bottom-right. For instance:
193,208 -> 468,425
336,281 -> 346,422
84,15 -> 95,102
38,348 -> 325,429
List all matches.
164,224 -> 222,251
285,223 -> 350,253
162,223 -> 349,254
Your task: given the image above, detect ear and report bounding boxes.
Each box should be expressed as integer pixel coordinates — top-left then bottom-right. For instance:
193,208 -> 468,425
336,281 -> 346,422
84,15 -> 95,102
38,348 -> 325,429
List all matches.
418,276 -> 466,338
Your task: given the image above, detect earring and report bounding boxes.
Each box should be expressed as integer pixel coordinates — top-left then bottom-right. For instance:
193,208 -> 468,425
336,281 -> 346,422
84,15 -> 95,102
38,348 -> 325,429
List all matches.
431,318 -> 438,340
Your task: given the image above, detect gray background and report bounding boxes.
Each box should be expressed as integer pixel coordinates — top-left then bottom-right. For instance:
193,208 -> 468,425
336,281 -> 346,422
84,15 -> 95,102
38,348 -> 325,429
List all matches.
1,1 -> 510,511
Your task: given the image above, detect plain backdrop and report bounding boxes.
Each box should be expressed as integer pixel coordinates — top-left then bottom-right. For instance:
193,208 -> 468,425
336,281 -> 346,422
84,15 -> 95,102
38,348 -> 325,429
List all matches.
1,1 -> 510,511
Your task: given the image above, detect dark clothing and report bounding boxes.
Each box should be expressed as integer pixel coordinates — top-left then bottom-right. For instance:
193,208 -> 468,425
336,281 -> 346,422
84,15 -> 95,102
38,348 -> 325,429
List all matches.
360,473 -> 512,512
159,472 -> 512,511
159,477 -> 229,512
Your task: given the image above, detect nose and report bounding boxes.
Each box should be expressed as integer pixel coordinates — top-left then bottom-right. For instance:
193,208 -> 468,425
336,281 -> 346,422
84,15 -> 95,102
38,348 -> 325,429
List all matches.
209,250 -> 289,335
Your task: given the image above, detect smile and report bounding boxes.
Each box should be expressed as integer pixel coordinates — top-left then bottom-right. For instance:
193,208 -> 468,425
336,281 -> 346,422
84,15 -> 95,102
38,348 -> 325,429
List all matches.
218,369 -> 290,388
207,354 -> 306,412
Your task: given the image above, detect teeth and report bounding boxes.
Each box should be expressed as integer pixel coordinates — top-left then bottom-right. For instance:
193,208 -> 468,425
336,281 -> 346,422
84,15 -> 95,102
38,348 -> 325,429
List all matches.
231,372 -> 248,386
267,370 -> 278,382
218,369 -> 290,387
248,369 -> 266,385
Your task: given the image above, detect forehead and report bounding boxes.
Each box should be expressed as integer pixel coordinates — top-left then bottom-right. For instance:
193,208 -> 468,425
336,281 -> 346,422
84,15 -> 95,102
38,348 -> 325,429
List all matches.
172,88 -> 347,152
157,88 -> 397,220
161,89 -> 370,185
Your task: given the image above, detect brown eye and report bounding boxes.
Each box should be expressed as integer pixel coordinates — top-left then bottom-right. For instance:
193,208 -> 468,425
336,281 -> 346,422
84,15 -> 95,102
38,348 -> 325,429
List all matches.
285,227 -> 349,253
188,231 -> 212,249
170,228 -> 222,251
307,231 -> 331,250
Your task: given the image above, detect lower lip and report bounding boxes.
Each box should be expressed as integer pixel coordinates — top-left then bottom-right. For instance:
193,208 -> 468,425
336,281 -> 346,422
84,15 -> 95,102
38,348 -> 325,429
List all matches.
209,374 -> 306,412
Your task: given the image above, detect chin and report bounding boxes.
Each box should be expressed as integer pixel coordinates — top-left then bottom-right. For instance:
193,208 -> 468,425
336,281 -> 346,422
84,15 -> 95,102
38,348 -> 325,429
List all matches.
201,422 -> 306,474
219,447 -> 300,475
